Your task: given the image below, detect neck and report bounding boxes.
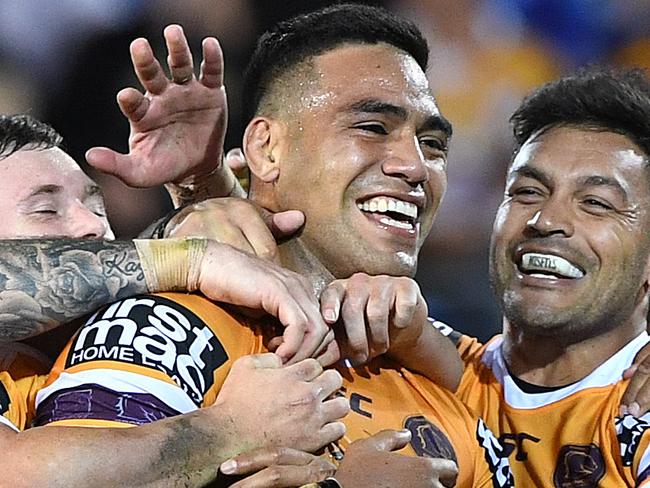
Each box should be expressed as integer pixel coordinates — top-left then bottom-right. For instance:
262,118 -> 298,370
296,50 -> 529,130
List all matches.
502,313 -> 646,387
278,238 -> 335,296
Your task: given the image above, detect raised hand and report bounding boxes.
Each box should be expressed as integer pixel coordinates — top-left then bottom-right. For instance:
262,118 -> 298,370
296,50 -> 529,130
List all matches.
87,24 -> 227,188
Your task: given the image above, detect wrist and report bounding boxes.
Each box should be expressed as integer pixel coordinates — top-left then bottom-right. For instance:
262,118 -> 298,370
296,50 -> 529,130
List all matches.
133,238 -> 207,292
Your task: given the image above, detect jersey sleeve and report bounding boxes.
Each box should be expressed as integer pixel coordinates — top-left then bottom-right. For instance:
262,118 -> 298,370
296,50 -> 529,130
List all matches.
615,413 -> 650,486
0,371 -> 25,431
34,293 -> 259,428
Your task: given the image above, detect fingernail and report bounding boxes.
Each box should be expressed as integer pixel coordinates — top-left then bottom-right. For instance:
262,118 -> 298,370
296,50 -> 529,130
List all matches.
220,459 -> 237,474
323,309 -> 336,322
629,402 -> 641,417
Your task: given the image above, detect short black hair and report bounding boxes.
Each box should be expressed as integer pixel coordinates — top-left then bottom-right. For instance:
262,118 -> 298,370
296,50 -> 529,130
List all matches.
510,66 -> 650,159
0,114 -> 63,159
243,3 -> 429,120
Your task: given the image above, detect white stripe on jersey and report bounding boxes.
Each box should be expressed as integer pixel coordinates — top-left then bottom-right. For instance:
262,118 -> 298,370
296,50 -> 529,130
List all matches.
0,413 -> 19,432
36,370 -> 198,415
481,331 -> 650,409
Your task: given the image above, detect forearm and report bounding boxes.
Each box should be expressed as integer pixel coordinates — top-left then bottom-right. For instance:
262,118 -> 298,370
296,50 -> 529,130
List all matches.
0,239 -> 147,342
388,321 -> 462,391
2,409 -> 249,488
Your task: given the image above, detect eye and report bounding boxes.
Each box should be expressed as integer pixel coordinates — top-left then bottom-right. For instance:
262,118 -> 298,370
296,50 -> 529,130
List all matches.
582,197 -> 614,213
33,209 -> 57,215
509,186 -> 545,203
354,122 -> 388,135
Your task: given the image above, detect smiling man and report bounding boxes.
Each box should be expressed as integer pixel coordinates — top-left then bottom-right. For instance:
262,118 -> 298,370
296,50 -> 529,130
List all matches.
36,4 -> 513,487
453,67 -> 650,486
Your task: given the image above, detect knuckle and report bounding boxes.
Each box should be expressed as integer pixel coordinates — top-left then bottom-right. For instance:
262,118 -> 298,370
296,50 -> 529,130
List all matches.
266,466 -> 282,483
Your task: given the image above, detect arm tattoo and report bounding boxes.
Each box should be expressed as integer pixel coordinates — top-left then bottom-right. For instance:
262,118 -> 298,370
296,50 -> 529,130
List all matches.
0,239 -> 148,341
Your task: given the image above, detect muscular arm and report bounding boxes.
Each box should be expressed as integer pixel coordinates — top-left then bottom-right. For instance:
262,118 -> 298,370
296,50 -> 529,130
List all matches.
1,414 -> 226,488
0,239 -> 146,342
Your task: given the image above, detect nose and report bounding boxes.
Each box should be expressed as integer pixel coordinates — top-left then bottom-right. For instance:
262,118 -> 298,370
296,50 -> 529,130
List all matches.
525,197 -> 574,238
67,203 -> 111,240
381,134 -> 428,185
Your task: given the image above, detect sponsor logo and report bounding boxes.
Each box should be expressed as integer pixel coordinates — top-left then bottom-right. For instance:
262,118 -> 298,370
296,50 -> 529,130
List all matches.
553,444 -> 605,488
477,419 -> 515,488
405,415 -> 457,462
616,414 -> 650,467
66,295 -> 227,406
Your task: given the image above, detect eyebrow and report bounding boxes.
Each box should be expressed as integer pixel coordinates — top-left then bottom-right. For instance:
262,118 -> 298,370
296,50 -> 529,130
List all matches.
511,166 -> 629,201
578,175 -> 628,201
25,184 -> 63,198
347,99 -> 453,138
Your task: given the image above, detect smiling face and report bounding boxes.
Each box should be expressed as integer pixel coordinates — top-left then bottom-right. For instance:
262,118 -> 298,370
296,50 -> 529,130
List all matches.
259,43 -> 450,278
490,126 -> 650,339
0,147 -> 114,239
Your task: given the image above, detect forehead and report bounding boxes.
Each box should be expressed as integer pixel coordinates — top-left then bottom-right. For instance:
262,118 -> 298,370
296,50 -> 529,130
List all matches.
0,147 -> 96,194
300,43 -> 439,118
510,126 -> 649,189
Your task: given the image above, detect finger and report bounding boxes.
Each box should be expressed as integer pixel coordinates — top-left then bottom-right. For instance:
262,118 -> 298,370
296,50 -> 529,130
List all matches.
278,298 -> 330,364
221,447 -> 316,475
312,328 -> 336,358
199,36 -> 224,88
625,377 -> 650,417
225,147 -> 249,172
428,458 -> 459,486
164,24 -> 194,84
321,395 -> 350,421
621,357 -> 650,414
318,421 -> 347,446
311,369 -> 344,401
392,282 -> 421,329
270,210 -> 305,240
285,358 -> 323,381
228,461 -> 335,488
315,339 -> 341,367
85,147 -> 121,174
350,429 -> 411,452
116,87 -> 149,123
236,214 -> 280,261
130,37 -> 168,95
242,353 -> 283,370
365,288 -> 391,357
267,336 -> 283,352
340,287 -> 370,363
320,282 -> 344,324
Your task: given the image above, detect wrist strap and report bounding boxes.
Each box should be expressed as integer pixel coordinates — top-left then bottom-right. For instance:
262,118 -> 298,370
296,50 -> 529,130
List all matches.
317,478 -> 343,488
134,238 -> 207,292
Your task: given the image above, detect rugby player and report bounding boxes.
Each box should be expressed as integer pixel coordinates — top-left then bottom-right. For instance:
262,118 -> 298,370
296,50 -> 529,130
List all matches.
448,67 -> 650,486
37,5 -> 516,487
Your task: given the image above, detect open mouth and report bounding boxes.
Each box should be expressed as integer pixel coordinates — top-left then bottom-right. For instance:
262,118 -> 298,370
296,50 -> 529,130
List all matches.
517,252 -> 585,279
356,196 -> 419,231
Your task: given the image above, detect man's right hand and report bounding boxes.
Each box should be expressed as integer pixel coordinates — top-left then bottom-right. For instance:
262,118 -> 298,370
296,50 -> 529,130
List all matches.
196,242 -> 335,364
335,430 -> 458,488
214,354 -> 349,454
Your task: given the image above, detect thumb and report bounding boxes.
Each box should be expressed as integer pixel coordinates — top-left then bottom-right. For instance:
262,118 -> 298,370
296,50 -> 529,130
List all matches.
351,429 -> 411,452
258,207 -> 305,241
225,147 -> 249,173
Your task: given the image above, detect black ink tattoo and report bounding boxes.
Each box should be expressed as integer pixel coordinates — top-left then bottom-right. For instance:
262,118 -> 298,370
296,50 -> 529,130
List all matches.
0,239 -> 148,341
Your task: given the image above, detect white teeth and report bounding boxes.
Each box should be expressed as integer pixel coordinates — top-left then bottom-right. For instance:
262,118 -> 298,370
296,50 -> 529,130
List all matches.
520,253 -> 584,279
379,216 -> 414,230
356,197 -> 418,220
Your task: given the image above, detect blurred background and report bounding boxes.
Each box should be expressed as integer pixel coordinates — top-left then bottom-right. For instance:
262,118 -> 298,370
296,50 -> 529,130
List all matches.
1,0 -> 648,340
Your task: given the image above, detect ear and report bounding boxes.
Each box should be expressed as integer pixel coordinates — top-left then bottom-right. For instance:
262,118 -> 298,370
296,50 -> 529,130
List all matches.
243,117 -> 284,183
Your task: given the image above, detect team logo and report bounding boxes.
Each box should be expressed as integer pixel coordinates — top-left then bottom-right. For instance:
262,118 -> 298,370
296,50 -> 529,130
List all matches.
66,295 -> 228,406
553,444 -> 605,487
616,414 -> 650,467
405,415 -> 457,461
476,419 -> 514,488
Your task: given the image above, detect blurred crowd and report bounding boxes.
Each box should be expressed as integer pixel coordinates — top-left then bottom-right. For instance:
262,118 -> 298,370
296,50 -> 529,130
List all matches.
1,0 -> 648,340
